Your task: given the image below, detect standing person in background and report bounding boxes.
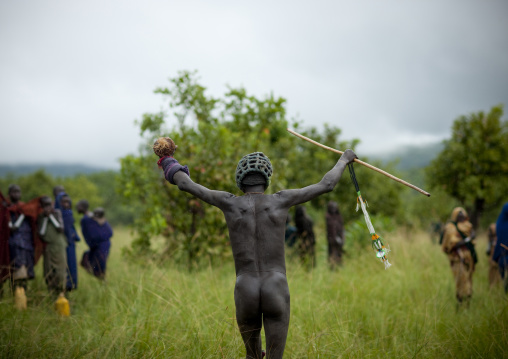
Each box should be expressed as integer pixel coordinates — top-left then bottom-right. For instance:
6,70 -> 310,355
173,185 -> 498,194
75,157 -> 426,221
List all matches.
441,207 -> 477,309
53,185 -> 65,202
284,214 -> 297,248
38,196 -> 67,297
7,185 -> 35,300
76,199 -> 92,219
493,203 -> 508,293
55,192 -> 80,291
294,205 -> 316,269
0,185 -> 40,307
486,223 -> 501,287
430,221 -> 443,244
77,199 -> 94,275
0,191 -> 10,297
326,201 -> 345,269
80,207 -> 113,280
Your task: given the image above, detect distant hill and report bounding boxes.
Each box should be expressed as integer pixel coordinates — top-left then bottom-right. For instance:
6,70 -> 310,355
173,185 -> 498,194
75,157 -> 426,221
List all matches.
1,142 -> 444,178
364,141 -> 445,191
0,164 -> 113,177
368,141 -> 444,170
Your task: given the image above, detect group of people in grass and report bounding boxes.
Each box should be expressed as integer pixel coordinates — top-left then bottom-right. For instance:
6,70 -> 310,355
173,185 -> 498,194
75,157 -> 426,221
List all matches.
284,201 -> 345,271
0,184 -> 113,308
440,204 -> 508,309
290,200 -> 508,309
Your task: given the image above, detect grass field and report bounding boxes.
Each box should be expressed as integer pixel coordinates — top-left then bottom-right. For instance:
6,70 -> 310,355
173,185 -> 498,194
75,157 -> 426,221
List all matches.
1,226 -> 507,358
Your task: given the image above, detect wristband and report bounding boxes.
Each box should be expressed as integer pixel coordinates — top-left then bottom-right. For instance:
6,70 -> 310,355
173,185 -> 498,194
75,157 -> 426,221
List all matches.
157,156 -> 170,167
159,156 -> 190,185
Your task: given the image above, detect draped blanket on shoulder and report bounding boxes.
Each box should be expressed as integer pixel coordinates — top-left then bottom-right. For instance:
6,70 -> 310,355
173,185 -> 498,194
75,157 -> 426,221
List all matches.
0,191 -> 44,281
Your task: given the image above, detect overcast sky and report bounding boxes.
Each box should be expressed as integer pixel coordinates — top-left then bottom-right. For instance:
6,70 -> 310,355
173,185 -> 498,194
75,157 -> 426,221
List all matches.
1,0 -> 507,169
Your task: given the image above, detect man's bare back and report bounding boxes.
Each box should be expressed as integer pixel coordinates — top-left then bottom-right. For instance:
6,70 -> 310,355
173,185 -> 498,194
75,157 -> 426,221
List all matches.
158,146 -> 357,359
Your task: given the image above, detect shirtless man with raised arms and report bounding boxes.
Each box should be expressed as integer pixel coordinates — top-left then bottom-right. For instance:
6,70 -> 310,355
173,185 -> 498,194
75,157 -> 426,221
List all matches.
154,137 -> 356,359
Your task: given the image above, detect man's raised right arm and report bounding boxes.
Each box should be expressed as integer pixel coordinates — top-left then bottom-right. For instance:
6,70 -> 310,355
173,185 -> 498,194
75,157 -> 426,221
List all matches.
159,156 -> 233,208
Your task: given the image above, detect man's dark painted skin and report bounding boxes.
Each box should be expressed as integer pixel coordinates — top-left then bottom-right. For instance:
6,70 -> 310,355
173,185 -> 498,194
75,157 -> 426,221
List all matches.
169,149 -> 357,359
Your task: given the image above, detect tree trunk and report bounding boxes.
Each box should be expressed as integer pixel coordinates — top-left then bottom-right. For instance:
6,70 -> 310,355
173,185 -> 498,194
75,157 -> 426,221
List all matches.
470,197 -> 485,230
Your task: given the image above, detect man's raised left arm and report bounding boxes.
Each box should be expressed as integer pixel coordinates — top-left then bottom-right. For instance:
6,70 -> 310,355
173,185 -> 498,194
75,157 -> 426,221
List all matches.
278,149 -> 357,207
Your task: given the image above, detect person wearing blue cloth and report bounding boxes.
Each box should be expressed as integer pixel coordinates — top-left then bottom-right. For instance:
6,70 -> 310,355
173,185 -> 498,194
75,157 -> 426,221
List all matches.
76,199 -> 92,219
493,202 -> 508,293
54,187 -> 80,291
79,207 -> 113,280
284,214 -> 297,248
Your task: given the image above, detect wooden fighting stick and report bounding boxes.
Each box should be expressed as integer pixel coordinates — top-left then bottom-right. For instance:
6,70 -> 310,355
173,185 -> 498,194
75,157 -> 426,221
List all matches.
287,128 -> 431,197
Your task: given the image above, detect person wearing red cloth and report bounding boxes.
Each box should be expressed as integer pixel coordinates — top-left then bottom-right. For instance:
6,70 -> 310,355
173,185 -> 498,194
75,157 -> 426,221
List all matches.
0,185 -> 43,302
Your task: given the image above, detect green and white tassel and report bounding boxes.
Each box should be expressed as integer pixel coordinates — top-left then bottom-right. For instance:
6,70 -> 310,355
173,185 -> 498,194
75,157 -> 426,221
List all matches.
349,164 -> 392,269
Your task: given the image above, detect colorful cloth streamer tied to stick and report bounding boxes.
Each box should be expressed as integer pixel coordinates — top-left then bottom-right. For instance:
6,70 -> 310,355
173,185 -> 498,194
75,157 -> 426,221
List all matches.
348,163 -> 392,269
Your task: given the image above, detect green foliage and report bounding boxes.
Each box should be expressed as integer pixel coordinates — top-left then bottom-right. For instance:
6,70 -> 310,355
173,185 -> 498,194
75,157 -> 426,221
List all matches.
118,70 -> 403,266
426,105 -> 508,227
86,171 -> 138,226
137,112 -> 166,136
0,170 -> 54,201
117,155 -> 165,254
344,214 -> 397,260
60,175 -> 102,208
0,170 -> 101,208
407,185 -> 465,232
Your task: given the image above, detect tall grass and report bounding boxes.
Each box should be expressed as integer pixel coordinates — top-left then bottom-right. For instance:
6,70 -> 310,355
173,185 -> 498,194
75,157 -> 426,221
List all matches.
1,227 -> 507,358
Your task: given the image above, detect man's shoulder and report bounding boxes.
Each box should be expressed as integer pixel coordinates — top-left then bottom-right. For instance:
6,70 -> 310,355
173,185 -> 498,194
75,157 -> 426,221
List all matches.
231,193 -> 282,201
273,189 -> 296,197
81,215 -> 94,223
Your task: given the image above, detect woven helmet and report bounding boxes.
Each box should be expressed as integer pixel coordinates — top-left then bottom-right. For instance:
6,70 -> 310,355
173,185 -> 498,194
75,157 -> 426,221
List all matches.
236,152 -> 273,191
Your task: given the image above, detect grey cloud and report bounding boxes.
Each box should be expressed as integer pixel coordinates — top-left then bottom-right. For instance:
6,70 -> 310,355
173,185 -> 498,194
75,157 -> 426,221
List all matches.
0,0 -> 507,166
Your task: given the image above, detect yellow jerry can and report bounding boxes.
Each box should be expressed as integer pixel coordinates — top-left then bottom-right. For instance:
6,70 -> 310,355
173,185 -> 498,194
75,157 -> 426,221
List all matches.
54,292 -> 70,316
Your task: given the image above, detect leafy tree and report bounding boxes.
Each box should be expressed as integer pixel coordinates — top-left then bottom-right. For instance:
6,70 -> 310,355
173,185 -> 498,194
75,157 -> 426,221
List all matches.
0,170 -> 102,212
426,105 -> 508,228
86,171 -> 137,225
118,70 -> 402,267
60,175 -> 102,208
0,170 -> 53,201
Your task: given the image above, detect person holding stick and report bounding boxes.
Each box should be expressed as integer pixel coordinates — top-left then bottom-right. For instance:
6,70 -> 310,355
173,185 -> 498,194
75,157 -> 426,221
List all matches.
294,205 -> 316,269
441,207 -> 477,308
153,137 -> 357,359
326,200 -> 345,269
